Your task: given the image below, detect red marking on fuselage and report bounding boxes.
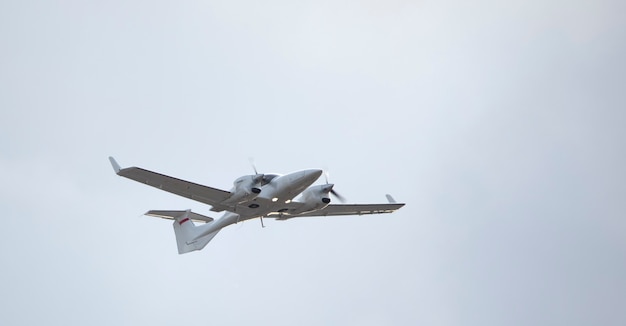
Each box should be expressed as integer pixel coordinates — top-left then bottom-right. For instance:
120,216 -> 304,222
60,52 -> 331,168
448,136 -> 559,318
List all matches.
179,218 -> 190,225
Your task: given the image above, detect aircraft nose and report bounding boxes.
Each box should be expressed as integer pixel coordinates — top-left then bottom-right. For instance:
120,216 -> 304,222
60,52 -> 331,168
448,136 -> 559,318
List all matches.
304,169 -> 323,181
288,169 -> 323,184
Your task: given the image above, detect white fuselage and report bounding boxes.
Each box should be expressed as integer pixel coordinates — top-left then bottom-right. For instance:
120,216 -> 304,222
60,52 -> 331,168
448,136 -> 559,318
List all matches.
257,169 -> 323,202
192,169 -> 323,240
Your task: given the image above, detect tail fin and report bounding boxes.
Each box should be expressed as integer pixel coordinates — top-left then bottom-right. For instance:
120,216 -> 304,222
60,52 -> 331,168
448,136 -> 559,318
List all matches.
173,215 -> 220,254
148,209 -> 220,254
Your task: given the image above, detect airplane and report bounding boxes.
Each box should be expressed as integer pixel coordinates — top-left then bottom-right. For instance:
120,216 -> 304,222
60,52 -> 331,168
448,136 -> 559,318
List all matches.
108,157 -> 405,254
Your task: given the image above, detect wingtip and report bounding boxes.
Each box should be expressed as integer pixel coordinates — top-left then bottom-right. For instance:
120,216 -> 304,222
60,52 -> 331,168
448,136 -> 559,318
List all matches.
385,194 -> 397,204
109,156 -> 121,174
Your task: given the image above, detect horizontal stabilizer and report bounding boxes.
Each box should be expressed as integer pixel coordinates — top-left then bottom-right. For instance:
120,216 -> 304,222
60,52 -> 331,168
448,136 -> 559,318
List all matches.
146,210 -> 214,223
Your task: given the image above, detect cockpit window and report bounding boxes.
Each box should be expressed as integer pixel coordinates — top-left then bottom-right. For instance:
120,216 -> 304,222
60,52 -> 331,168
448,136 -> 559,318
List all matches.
261,174 -> 279,185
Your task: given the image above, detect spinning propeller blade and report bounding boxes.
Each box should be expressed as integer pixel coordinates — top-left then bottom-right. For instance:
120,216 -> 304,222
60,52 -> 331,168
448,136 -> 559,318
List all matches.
330,188 -> 346,203
324,171 -> 346,203
249,158 -> 259,175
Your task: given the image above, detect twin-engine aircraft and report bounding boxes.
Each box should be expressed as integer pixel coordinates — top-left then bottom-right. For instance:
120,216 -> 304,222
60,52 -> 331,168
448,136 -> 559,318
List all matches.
109,157 -> 404,254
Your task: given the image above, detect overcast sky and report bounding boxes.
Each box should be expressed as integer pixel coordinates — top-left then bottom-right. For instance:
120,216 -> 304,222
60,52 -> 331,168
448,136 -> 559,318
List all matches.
1,0 -> 625,325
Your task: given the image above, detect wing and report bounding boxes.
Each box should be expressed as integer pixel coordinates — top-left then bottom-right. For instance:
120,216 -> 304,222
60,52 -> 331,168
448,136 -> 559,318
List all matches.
271,202 -> 405,219
109,157 -> 232,209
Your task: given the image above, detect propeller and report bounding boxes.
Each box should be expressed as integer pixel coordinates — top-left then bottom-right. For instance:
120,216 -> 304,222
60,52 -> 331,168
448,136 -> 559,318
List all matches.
330,188 -> 346,203
248,158 -> 264,193
324,171 -> 346,203
249,158 -> 266,228
249,157 -> 259,175
248,157 -> 259,175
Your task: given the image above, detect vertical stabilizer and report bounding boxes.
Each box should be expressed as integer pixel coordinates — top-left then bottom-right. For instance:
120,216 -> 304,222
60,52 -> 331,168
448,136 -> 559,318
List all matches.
172,210 -> 220,254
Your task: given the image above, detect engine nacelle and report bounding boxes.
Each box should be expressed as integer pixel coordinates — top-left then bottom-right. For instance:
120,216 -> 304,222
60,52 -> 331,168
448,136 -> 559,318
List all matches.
292,184 -> 332,214
223,175 -> 263,204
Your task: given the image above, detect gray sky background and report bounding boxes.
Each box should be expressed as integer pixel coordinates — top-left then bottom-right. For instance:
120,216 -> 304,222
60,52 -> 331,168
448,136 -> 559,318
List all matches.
1,0 -> 625,325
